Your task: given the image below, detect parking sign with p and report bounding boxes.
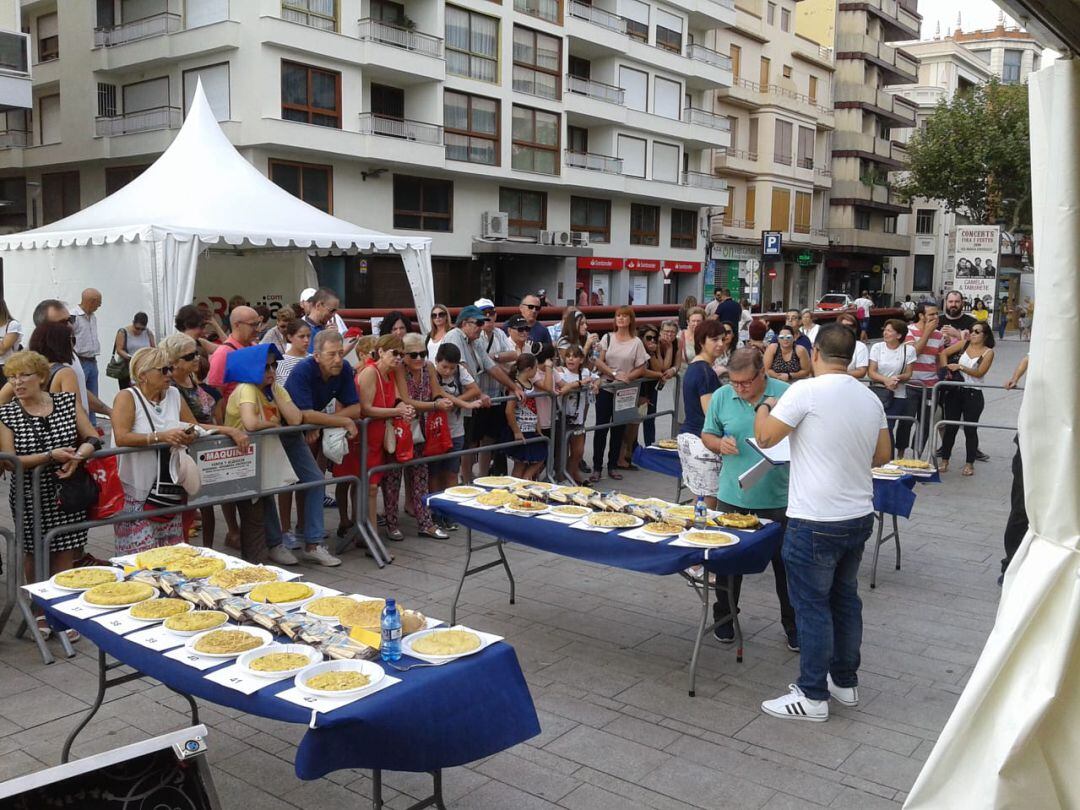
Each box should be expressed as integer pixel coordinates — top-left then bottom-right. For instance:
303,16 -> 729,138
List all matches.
762,231 -> 783,256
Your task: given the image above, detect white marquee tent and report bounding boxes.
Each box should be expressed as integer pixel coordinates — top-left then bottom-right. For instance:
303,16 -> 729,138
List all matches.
0,81 -> 435,352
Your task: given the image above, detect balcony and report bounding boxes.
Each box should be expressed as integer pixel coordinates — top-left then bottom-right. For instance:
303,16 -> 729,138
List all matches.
0,129 -> 29,148
683,107 -> 729,130
831,179 -> 906,210
832,131 -> 907,166
814,166 -> 832,188
841,0 -> 921,41
565,150 -> 623,174
829,227 -> 911,255
682,170 -> 728,191
835,34 -> 918,84
357,113 -> 442,145
94,12 -> 182,48
688,43 -> 731,72
96,106 -> 182,137
709,217 -> 754,240
568,1 -> 626,34
0,32 -> 30,112
662,0 -> 735,28
357,19 -> 443,59
713,147 -> 757,175
835,82 -> 917,126
566,74 -> 624,105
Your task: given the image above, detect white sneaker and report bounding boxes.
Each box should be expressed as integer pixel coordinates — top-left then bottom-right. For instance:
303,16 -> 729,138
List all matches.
267,545 -> 299,566
761,684 -> 829,722
827,674 -> 859,707
302,545 -> 341,567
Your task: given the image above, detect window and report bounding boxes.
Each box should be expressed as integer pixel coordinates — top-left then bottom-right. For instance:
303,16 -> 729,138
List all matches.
444,91 -> 499,165
671,208 -> 696,249
280,61 -> 340,127
744,186 -> 756,227
514,0 -> 561,24
766,2 -> 775,25
781,7 -> 790,31
883,215 -> 897,234
854,209 -> 871,230
105,165 -> 148,195
770,187 -> 790,231
513,26 -> 561,99
123,76 -> 169,115
618,0 -> 649,42
796,126 -> 814,169
730,45 -> 741,80
371,83 -> 404,118
39,94 -> 60,145
511,106 -> 559,175
571,196 -> 611,243
370,0 -> 405,24
748,118 -> 759,158
97,83 -> 117,118
184,63 -> 230,121
773,120 -> 792,165
617,134 -> 646,177
655,9 -> 683,53
654,77 -> 681,120
915,208 -> 935,234
971,49 -> 991,65
1003,49 -> 1022,83
37,13 -> 58,62
759,57 -> 770,88
913,254 -> 934,290
446,6 -> 498,82
630,203 -> 659,246
392,175 -> 452,231
727,116 -> 738,149
808,75 -> 818,103
0,177 -> 26,228
620,66 -> 648,112
793,191 -> 811,233
652,141 -> 679,183
568,56 -> 590,79
782,65 -> 792,79
270,159 -> 333,213
42,171 -> 79,224
282,0 -> 338,31
500,188 -> 546,237
567,125 -> 587,153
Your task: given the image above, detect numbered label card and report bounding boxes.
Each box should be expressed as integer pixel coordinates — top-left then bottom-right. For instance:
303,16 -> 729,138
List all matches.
21,581 -> 69,601
126,625 -> 185,652
91,611 -> 147,635
275,677 -> 400,714
51,599 -> 121,620
204,663 -> 289,695
163,647 -> 225,671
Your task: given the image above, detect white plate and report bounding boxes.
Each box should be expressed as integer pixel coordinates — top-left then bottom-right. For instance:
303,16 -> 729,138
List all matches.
77,585 -> 159,609
302,594 -> 367,621
185,626 -> 274,659
548,506 -> 592,519
473,476 -> 526,488
248,583 -> 321,611
585,514 -> 644,530
126,599 -> 194,624
50,567 -> 123,592
441,486 -> 485,500
214,565 -> 290,595
162,610 -> 230,636
401,627 -> 488,662
295,659 -> 386,698
678,529 -> 741,548
502,504 -> 550,516
238,643 -> 323,679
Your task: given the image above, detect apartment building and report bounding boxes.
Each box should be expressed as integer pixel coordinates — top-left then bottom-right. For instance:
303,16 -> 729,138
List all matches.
798,0 -> 920,300
709,0 -> 834,310
0,0 -> 734,310
953,16 -> 1044,85
0,0 -> 31,241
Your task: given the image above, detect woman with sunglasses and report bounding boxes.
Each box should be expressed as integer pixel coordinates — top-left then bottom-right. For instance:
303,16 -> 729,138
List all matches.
712,321 -> 738,385
937,323 -> 995,475
112,312 -> 156,390
426,305 -> 452,357
763,324 -> 811,382
620,324 -> 676,467
592,306 -> 649,481
556,308 -> 598,368
680,307 -> 706,365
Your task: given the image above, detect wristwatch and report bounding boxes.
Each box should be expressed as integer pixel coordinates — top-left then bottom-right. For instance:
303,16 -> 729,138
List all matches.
756,402 -> 772,413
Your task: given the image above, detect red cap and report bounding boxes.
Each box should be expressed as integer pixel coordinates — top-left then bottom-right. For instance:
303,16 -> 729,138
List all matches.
344,326 -> 364,339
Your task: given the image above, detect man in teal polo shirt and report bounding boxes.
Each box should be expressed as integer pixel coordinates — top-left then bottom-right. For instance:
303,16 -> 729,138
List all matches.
701,347 -> 797,651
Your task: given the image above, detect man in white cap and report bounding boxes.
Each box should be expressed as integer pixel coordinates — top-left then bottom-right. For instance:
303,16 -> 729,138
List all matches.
469,297 -> 518,477
299,287 -> 348,336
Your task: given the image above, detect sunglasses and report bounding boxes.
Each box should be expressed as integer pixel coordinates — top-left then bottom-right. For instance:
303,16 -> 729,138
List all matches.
431,311 -> 447,319
512,326 -> 528,333
157,365 -> 174,375
179,351 -> 198,362
523,304 -> 540,311
406,350 -> 428,359
778,335 -> 794,341
389,350 -> 403,358
643,334 -> 658,342
265,362 -> 278,371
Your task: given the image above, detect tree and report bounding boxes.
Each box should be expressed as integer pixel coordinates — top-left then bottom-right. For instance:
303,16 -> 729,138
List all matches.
896,79 -> 1031,232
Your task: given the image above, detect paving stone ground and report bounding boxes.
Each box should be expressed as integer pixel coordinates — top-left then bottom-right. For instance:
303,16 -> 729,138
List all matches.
0,338 -> 1030,808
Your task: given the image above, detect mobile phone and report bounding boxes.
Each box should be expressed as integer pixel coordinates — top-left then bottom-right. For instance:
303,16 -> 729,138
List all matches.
184,425 -> 196,435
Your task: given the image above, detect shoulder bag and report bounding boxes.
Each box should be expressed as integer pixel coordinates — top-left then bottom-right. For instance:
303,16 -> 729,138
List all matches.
106,329 -> 130,383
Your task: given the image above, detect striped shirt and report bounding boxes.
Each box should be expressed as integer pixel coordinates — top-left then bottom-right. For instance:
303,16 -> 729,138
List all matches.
906,324 -> 944,387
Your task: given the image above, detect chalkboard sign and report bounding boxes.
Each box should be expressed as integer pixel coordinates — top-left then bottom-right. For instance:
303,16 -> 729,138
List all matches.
0,725 -> 220,810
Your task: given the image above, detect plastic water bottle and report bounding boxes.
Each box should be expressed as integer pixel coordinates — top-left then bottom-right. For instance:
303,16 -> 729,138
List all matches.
380,598 -> 402,662
693,495 -> 708,530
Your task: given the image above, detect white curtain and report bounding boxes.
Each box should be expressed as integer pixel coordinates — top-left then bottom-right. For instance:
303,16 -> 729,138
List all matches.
904,59 -> 1080,810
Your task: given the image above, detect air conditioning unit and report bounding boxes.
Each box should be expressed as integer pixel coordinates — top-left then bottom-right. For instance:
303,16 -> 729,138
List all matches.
481,211 -> 508,239
572,231 -> 590,247
552,230 -> 572,246
538,229 -> 555,245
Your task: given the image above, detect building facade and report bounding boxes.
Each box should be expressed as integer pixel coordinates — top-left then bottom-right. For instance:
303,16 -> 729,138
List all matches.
952,17 -> 1043,85
798,0 -> 920,301
0,0 -> 735,311
708,0 -> 834,311
0,0 -> 32,244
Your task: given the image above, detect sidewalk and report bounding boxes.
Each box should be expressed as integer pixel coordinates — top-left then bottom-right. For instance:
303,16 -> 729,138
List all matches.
0,339 -> 1028,808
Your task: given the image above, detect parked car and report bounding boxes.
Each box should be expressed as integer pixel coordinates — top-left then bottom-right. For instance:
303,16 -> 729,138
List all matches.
814,293 -> 854,311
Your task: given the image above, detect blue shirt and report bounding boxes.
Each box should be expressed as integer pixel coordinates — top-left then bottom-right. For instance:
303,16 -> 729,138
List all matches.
679,360 -> 720,435
283,356 -> 359,412
302,316 -> 324,354
717,298 -> 742,326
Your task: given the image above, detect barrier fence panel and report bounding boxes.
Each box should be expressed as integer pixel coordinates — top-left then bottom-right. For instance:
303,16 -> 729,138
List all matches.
926,380 -> 1023,462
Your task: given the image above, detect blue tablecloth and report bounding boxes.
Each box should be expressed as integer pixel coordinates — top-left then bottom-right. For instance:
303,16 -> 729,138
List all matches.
428,496 -> 783,577
632,445 -> 682,479
36,593 -> 540,779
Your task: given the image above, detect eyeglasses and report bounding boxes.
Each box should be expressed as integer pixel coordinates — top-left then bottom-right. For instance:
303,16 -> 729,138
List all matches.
729,372 -> 761,389
406,351 -> 428,359
523,304 -> 541,311
179,352 -> 198,362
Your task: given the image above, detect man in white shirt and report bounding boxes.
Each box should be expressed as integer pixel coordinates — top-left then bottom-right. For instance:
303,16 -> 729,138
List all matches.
69,289 -> 102,423
852,290 -> 874,341
753,324 -> 892,722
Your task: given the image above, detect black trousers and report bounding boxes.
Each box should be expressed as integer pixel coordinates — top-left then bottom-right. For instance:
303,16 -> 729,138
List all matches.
713,502 -> 796,636
1002,438 -> 1027,574
896,384 -> 936,454
939,387 -> 985,463
591,389 -> 625,473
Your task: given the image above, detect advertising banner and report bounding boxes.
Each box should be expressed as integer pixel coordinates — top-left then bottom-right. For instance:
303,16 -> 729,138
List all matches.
953,225 -> 1000,320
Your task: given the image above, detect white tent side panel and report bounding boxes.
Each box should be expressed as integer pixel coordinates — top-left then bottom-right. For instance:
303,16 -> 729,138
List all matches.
193,250 -> 317,321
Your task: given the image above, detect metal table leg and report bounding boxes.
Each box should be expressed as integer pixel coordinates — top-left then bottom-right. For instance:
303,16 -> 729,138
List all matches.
16,592 -> 54,664
371,769 -> 446,810
684,572 -> 742,697
450,527 -> 515,626
869,511 -> 902,590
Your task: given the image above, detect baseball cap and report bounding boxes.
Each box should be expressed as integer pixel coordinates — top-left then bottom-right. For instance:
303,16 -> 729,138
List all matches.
506,314 -> 529,330
299,287 -> 316,303
474,297 -> 495,311
456,305 -> 486,326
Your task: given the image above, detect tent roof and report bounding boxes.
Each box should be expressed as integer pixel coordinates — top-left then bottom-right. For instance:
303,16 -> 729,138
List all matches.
0,82 -> 430,253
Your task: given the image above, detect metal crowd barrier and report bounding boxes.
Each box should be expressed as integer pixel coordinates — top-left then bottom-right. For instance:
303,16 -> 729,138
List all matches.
0,454 -> 24,637
925,379 -> 1023,462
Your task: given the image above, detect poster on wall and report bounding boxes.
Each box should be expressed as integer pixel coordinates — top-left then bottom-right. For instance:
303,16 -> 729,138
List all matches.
590,273 -> 609,306
629,273 -> 649,306
952,225 -> 1000,321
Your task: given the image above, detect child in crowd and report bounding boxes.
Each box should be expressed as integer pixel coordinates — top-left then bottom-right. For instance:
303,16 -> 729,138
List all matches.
429,343 -> 481,507
556,345 -> 600,485
506,354 -> 547,480
531,344 -> 556,476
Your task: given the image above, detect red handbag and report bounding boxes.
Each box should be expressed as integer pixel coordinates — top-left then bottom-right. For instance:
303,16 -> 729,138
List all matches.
86,456 -> 124,520
393,416 -> 414,463
423,411 -> 453,457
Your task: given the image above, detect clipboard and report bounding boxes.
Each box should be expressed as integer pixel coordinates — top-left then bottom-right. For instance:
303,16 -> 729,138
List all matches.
745,436 -> 790,465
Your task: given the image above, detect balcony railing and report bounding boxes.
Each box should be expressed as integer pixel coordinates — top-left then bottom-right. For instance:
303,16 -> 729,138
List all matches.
568,1 -> 627,33
797,157 -> 814,170
0,130 -> 29,148
95,105 -> 182,137
683,107 -> 729,130
357,113 -> 443,145
565,150 -> 622,174
94,12 -> 182,48
357,18 -> 444,58
514,0 -> 562,23
687,43 -> 732,70
566,74 -> 625,105
0,31 -> 29,75
682,170 -> 728,191
816,166 -> 832,177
